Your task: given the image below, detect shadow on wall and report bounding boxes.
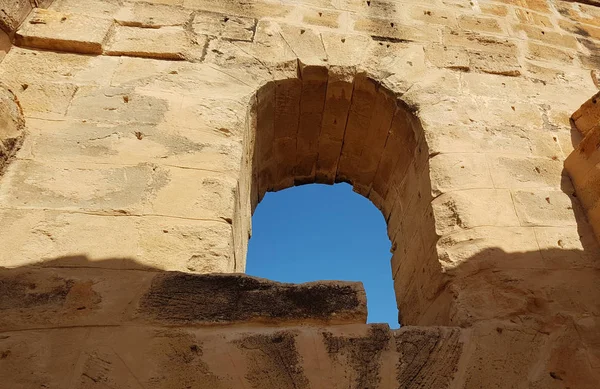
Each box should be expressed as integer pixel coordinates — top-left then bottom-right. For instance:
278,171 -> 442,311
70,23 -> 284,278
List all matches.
0,245 -> 599,388
1,243 -> 599,330
235,64 -> 600,331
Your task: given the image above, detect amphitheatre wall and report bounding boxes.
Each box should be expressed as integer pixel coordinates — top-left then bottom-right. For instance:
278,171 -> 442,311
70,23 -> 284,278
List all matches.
0,0 -> 600,387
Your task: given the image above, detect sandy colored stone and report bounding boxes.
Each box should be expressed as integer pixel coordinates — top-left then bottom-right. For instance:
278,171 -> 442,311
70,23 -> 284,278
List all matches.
0,0 -> 32,33
425,43 -> 469,70
105,25 -> 206,60
458,15 -> 504,34
0,85 -> 24,173
432,189 -> 520,235
193,12 -> 255,41
0,1 -> 599,388
15,8 -> 113,54
115,2 -> 191,27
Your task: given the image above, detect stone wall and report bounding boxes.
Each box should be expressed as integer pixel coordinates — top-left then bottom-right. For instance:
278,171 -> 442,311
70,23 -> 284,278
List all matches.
0,0 -> 600,387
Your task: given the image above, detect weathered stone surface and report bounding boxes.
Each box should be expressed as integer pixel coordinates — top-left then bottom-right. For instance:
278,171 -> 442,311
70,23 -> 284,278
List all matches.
0,0 -> 32,33
115,2 -> 192,28
193,12 -> 255,41
0,85 -> 24,173
0,321 -> 468,389
105,25 -> 206,60
15,8 -> 113,54
0,267 -> 366,329
139,273 -> 367,325
0,0 -> 600,387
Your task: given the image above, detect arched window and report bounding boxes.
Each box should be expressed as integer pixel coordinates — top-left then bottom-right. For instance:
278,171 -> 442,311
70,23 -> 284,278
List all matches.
235,67 -> 445,326
246,182 -> 398,327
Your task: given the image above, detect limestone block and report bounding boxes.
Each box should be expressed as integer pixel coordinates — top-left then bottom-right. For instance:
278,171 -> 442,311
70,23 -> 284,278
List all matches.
0,28 -> 9,61
571,91 -> 600,136
139,273 -> 367,325
437,226 -> 544,271
514,8 -> 552,26
0,85 -> 24,148
488,155 -> 565,189
432,189 -> 520,235
49,0 -> 121,18
363,41 -> 428,94
407,5 -> 458,27
340,0 -> 400,19
512,24 -> 579,50
193,12 -> 255,41
13,81 -> 78,120
115,2 -> 192,28
350,87 -> 397,193
468,50 -> 521,76
425,123 -> 563,158
0,160 -> 161,214
512,190 -> 580,227
0,0 -> 32,33
353,16 -> 441,43
271,78 -> 301,189
146,167 -> 237,222
462,98 -> 545,130
67,86 -> 169,124
167,95 -> 246,137
443,27 -> 518,54
336,74 -> 378,184
105,25 -> 206,61
110,56 -> 175,86
0,268 -> 367,331
20,118 -> 242,172
559,18 -> 600,41
320,32 -> 372,67
425,43 -> 469,71
300,7 -> 342,29
526,41 -> 575,65
479,3 -> 509,17
370,108 -> 417,199
0,322 -> 467,388
128,0 -> 184,4
0,47 -> 101,87
315,69 -> 354,183
279,24 -> 327,65
183,0 -> 293,19
15,9 -> 113,54
0,85 -> 24,172
458,15 -> 504,34
429,153 -> 494,195
534,226 -> 600,268
0,208 -> 235,272
133,61 -> 257,100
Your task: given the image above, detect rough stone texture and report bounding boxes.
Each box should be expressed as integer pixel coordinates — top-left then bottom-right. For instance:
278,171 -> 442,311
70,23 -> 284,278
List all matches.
0,0 -> 600,387
15,8 -> 113,54
0,84 -> 24,174
566,92 -> 600,241
0,0 -> 32,33
0,267 -> 366,329
0,320 -> 467,389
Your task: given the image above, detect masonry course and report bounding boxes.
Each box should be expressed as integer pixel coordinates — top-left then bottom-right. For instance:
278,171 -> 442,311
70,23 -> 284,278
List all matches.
0,0 -> 599,387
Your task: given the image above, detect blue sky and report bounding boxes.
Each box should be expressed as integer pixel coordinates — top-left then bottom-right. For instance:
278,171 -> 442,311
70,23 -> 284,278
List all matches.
246,182 -> 400,328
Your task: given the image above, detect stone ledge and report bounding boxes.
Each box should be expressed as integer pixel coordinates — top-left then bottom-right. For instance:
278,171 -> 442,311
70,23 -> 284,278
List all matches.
0,265 -> 367,331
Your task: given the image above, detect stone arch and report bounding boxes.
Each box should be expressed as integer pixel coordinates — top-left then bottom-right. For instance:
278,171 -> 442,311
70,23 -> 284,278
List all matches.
237,65 -> 448,325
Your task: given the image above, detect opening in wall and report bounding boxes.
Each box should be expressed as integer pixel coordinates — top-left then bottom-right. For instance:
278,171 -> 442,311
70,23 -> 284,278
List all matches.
246,182 -> 398,328
235,66 -> 449,325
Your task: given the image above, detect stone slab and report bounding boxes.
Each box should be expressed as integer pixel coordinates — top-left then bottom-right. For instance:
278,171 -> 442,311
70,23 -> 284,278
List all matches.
15,8 -> 113,54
